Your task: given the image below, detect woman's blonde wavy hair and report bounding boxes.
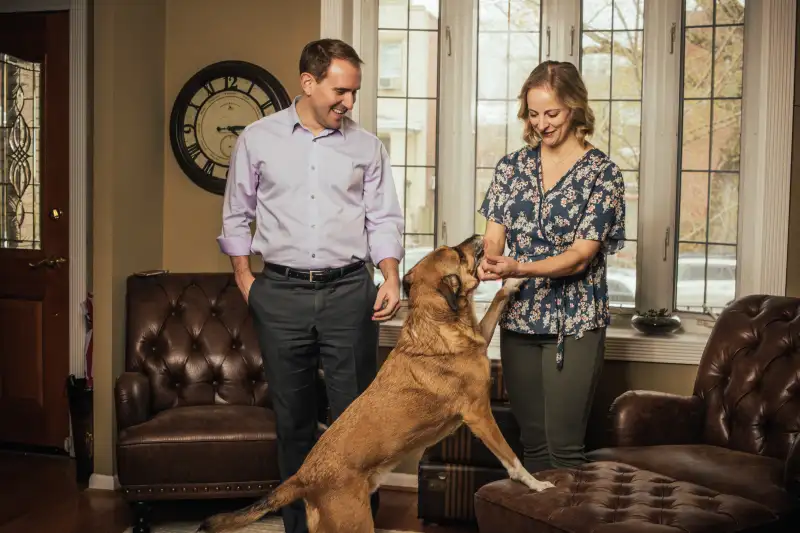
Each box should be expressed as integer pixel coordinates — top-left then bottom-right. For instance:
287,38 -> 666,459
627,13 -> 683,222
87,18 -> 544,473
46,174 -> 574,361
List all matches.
517,60 -> 595,148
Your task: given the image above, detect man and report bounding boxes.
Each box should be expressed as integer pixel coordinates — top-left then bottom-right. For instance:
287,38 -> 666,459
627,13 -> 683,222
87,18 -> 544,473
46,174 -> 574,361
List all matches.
217,39 -> 404,533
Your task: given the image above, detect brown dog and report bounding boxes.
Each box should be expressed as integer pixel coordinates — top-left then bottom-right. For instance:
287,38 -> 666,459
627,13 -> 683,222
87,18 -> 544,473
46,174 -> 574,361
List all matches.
197,234 -> 554,533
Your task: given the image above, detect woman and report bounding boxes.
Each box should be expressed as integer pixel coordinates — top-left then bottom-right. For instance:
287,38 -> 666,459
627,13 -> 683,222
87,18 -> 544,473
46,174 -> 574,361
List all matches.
478,60 -> 625,473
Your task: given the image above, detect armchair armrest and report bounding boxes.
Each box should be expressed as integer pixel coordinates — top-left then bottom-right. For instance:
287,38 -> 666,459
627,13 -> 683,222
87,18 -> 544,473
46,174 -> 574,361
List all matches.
115,371 -> 151,430
610,390 -> 705,447
785,434 -> 800,492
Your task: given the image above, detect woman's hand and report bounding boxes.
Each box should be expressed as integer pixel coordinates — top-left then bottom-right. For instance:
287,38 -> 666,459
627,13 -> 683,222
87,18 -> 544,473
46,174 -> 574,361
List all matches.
482,254 -> 521,279
478,258 -> 500,281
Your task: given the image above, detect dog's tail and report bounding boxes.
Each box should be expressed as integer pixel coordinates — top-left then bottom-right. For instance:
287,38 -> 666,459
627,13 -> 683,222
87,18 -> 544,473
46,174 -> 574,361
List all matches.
196,476 -> 306,532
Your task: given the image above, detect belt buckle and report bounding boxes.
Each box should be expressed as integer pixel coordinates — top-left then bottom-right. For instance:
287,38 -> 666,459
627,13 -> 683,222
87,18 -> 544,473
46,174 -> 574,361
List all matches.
308,269 -> 324,282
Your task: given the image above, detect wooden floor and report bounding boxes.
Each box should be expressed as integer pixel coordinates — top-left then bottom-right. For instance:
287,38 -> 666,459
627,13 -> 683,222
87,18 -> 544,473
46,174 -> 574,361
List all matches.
0,451 -> 476,533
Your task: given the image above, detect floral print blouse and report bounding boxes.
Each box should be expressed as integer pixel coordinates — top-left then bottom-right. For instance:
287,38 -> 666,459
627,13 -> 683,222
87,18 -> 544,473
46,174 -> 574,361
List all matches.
478,145 -> 626,369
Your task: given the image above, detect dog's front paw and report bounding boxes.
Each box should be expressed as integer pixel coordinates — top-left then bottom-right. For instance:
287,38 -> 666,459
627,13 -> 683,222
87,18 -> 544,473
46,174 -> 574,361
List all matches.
524,478 -> 555,492
502,277 -> 524,294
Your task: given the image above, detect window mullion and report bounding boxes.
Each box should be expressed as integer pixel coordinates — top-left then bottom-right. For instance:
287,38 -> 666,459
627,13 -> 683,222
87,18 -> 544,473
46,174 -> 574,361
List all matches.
542,0 -> 581,64
351,0 -> 378,133
437,0 -> 477,246
637,0 -> 682,311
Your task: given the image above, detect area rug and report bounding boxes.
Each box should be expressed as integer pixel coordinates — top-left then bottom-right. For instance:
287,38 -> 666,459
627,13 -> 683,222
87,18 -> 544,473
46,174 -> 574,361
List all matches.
124,515 -> 412,532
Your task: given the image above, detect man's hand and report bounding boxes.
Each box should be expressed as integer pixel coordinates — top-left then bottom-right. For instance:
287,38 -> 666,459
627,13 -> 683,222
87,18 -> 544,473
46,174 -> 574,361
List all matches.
373,258 -> 401,321
230,256 -> 255,303
373,279 -> 400,321
236,271 -> 256,303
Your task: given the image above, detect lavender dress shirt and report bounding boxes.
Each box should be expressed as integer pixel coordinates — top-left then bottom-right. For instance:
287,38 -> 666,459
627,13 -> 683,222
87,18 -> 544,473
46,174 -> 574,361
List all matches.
217,97 -> 405,270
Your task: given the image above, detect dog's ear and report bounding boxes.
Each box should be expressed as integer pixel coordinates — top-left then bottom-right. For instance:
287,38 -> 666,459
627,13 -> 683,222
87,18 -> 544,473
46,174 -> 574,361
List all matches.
402,270 -> 414,299
437,274 -> 462,312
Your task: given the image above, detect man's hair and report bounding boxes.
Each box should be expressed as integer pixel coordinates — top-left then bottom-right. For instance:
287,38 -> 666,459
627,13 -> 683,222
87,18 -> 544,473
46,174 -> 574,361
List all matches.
299,38 -> 363,82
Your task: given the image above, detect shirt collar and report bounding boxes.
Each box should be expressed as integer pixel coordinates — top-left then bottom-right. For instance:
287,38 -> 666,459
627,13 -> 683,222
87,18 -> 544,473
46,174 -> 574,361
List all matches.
288,95 -> 347,140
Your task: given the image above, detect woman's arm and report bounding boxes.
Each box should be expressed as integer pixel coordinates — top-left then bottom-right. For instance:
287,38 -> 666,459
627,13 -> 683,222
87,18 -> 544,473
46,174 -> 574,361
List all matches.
479,220 -> 507,281
516,239 -> 601,278
483,238 -> 602,279
483,220 -> 506,256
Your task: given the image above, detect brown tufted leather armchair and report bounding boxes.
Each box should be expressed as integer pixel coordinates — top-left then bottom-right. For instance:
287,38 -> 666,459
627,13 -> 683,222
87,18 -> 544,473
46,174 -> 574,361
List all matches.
474,295 -> 800,532
114,272 -> 328,533
586,294 -> 800,524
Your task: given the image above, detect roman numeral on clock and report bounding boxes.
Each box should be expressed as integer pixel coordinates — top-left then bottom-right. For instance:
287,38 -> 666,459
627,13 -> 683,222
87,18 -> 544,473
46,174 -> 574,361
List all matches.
203,159 -> 215,175
186,143 -> 201,160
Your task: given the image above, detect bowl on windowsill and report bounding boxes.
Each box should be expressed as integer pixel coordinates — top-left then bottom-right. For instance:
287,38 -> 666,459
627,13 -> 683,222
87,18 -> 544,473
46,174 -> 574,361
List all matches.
631,308 -> 682,335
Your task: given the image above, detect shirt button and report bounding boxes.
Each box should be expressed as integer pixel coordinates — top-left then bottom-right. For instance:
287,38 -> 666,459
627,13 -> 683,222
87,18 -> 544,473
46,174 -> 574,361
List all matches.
312,253 -> 316,258
311,224 -> 316,228
311,165 -> 315,170
311,195 -> 315,199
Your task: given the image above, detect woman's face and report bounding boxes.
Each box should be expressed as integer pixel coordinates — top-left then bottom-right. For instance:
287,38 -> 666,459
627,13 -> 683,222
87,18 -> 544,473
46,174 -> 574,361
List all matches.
526,86 -> 572,148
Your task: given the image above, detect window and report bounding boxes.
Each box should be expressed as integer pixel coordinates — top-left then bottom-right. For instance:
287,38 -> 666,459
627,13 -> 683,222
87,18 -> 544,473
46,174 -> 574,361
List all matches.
367,0 -> 750,313
375,0 -> 439,289
675,0 -> 743,312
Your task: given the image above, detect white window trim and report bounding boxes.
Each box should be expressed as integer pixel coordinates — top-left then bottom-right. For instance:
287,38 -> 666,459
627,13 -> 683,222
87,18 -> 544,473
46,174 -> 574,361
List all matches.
322,0 -> 796,365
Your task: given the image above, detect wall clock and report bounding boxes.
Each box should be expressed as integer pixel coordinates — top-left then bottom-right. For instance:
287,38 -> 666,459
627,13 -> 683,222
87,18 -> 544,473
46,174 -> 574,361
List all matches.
169,60 -> 292,195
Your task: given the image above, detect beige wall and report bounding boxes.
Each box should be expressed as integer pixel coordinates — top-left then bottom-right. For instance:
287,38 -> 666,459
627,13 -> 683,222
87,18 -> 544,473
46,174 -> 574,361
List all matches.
162,0 -> 319,273
92,0 -> 167,479
90,0 -> 319,478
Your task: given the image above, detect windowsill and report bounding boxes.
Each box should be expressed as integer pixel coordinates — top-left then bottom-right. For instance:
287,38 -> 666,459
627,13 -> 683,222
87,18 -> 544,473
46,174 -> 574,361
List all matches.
378,301 -> 710,366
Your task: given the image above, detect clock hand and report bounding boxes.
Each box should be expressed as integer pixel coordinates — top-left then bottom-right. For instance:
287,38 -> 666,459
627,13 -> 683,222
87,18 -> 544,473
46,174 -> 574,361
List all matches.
217,125 -> 246,135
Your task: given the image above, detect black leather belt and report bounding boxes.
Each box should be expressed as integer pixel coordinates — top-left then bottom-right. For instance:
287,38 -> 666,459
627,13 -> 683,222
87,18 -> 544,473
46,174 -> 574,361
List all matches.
264,260 -> 365,283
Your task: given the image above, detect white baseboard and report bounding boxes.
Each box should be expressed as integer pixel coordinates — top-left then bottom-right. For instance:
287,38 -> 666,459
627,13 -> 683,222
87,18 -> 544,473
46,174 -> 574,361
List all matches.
88,473 -> 120,491
381,472 -> 418,492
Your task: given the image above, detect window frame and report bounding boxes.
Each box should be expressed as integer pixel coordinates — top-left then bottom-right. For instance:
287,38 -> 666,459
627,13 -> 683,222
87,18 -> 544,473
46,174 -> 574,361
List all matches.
325,0 -> 795,365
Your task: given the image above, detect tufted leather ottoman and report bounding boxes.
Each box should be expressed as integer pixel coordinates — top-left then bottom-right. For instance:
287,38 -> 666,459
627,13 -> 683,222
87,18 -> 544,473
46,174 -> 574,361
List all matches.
474,461 -> 780,532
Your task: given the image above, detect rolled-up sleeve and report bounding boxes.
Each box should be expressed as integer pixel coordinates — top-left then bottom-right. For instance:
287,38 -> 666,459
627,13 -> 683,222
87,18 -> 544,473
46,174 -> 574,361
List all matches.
217,133 -> 257,256
364,142 -> 404,266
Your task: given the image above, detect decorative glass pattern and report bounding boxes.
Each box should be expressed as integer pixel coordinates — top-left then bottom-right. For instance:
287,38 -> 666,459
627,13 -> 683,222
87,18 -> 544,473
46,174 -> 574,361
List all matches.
1,53 -> 41,250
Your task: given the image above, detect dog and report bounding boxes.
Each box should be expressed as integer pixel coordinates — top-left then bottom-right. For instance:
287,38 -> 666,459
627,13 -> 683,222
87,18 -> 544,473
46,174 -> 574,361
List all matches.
197,234 -> 554,533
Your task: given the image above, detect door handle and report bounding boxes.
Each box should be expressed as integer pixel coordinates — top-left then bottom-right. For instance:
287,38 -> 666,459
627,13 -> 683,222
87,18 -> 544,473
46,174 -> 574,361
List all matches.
29,256 -> 67,269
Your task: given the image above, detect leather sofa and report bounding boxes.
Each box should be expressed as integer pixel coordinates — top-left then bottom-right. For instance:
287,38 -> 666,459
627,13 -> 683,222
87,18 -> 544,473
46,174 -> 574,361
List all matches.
474,294 -> 800,532
114,272 -> 328,533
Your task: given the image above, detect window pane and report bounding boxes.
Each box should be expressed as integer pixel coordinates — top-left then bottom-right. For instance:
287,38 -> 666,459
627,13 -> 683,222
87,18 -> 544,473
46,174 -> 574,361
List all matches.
377,0 -> 441,290
708,171 -> 738,244
1,53 -> 41,250
405,167 -> 435,234
378,31 -> 407,97
583,0 -> 613,31
607,240 -> 637,308
409,0 -> 439,30
379,0 -> 409,29
580,0 -> 644,308
408,30 -> 439,98
675,0 -> 745,313
678,172 -> 709,242
406,98 -> 437,167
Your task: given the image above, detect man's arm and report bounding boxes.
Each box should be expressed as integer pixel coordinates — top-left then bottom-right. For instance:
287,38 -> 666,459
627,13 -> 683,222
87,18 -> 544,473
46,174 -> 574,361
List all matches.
217,133 -> 258,301
365,142 -> 404,320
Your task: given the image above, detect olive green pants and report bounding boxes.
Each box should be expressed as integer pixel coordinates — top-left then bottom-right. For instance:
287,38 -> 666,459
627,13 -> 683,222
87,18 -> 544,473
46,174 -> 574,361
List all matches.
499,327 -> 605,473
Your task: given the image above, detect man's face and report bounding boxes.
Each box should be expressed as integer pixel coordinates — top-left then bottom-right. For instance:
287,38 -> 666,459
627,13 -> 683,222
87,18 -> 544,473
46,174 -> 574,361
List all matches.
305,58 -> 361,131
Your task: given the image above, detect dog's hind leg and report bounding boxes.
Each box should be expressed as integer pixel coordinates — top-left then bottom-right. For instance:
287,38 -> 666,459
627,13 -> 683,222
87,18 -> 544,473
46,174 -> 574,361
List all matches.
478,278 -> 524,343
315,480 -> 375,533
462,402 -> 555,492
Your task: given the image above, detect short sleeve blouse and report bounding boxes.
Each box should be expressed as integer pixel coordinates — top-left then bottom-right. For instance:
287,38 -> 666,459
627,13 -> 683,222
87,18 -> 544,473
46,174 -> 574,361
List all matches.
478,145 -> 626,369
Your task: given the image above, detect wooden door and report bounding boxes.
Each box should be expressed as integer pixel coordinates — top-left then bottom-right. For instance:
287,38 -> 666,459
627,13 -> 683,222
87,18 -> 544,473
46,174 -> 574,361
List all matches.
0,11 -> 70,449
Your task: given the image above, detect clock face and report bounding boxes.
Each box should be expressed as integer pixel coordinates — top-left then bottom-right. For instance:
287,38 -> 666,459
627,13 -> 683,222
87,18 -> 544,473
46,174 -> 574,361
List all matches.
169,61 -> 291,195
